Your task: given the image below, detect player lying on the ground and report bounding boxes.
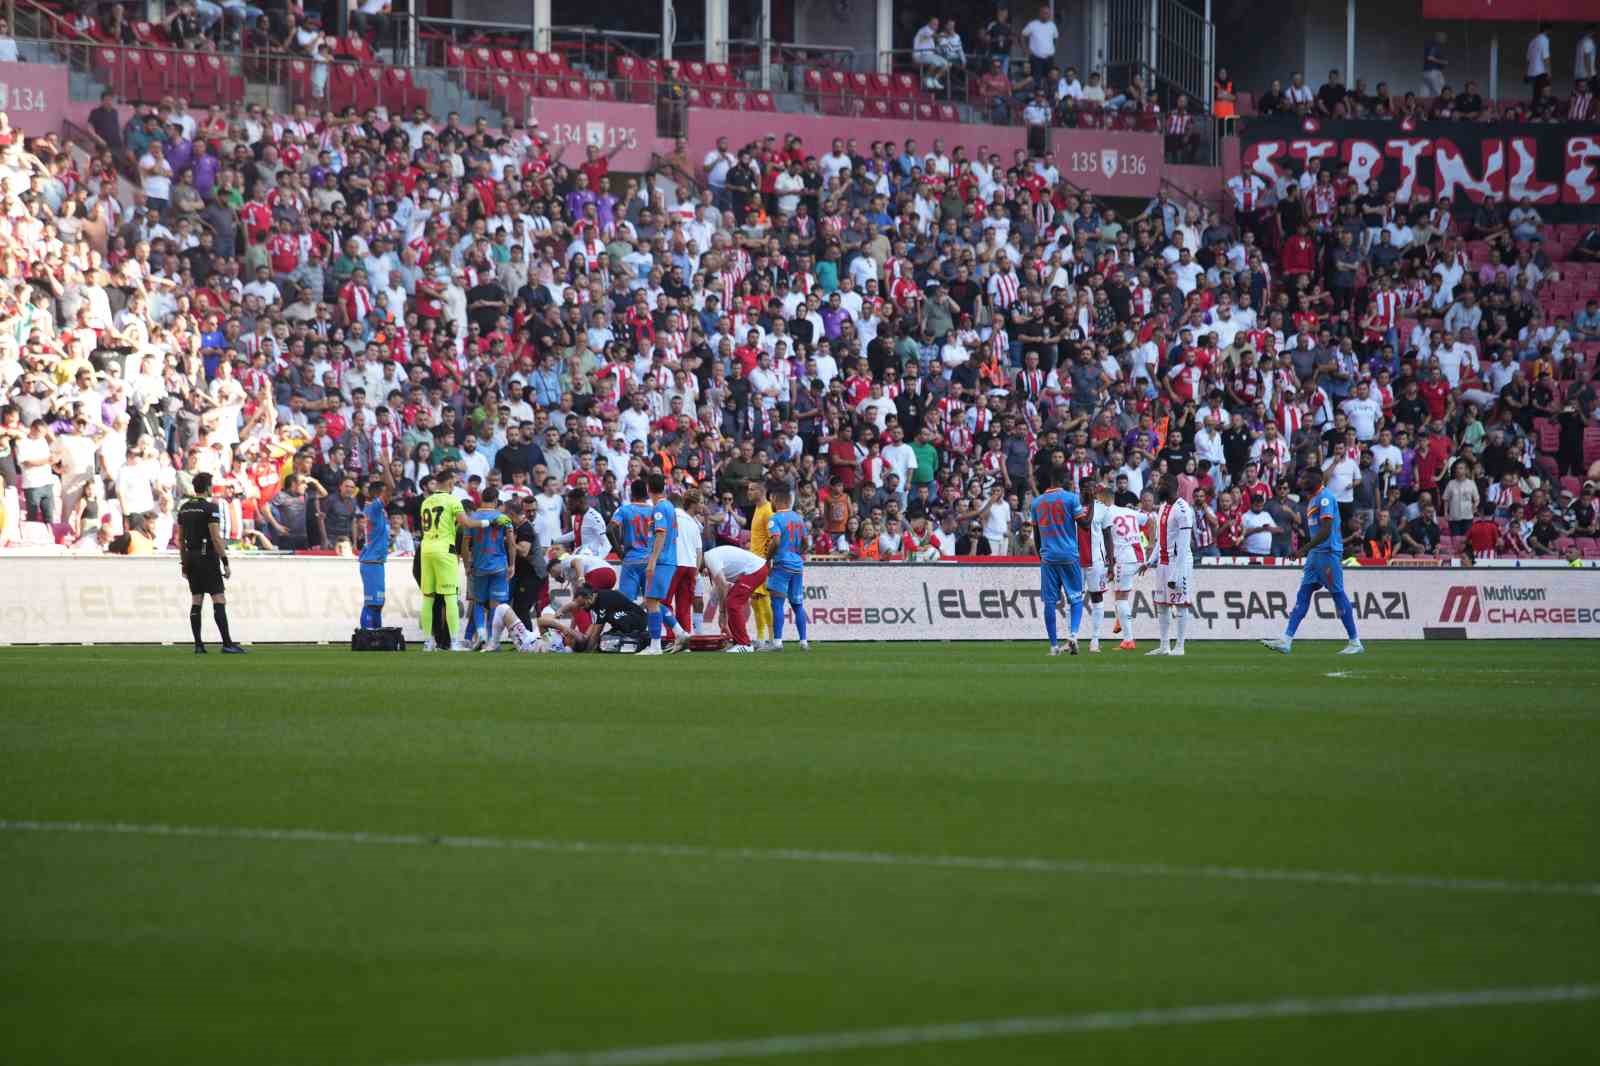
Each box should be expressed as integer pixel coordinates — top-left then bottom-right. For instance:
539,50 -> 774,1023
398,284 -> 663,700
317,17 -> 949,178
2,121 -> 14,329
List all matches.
481,587 -> 653,654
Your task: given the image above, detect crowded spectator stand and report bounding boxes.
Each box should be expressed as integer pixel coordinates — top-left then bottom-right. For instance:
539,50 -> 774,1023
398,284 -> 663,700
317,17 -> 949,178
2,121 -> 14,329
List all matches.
3,19 -> 1600,571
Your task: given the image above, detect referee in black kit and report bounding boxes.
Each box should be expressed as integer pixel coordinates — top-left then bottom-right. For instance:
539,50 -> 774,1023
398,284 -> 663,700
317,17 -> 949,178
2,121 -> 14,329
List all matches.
177,473 -> 246,654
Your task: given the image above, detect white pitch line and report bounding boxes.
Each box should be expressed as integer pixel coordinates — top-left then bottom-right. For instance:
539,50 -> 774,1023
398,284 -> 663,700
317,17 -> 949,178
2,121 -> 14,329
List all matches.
414,985 -> 1600,1066
3,819 -> 1598,899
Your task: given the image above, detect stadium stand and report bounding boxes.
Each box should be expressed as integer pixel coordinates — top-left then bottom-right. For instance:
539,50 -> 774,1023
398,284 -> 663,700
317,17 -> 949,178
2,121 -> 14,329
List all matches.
0,5 -> 1598,564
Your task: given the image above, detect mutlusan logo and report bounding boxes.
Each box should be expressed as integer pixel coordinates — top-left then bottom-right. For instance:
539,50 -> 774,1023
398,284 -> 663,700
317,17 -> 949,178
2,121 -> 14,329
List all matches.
1439,586 -> 1481,624
1439,585 -> 1555,625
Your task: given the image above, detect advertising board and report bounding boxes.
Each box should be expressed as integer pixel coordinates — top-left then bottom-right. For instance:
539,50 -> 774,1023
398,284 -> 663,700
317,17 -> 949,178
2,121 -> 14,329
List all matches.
1,557 -> 1595,644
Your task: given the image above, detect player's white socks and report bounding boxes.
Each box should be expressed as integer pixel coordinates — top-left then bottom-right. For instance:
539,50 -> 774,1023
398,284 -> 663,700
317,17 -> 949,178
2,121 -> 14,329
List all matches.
1174,609 -> 1187,651
489,604 -> 535,651
1087,602 -> 1103,642
1116,600 -> 1133,641
1157,606 -> 1171,649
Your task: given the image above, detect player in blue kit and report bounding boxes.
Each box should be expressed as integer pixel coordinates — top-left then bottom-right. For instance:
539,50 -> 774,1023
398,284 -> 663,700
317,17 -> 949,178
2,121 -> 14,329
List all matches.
1031,467 -> 1089,656
763,484 -> 810,652
462,488 -> 511,646
1261,465 -> 1364,656
357,480 -> 390,629
641,472 -> 687,655
611,478 -> 654,602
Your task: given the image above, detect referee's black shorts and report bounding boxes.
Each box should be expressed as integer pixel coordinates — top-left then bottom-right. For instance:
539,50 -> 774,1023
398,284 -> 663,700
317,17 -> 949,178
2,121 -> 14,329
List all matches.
186,557 -> 225,596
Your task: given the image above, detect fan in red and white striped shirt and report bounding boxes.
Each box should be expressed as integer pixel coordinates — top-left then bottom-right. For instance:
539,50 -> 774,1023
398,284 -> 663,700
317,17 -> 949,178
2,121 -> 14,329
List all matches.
986,266 -> 1020,310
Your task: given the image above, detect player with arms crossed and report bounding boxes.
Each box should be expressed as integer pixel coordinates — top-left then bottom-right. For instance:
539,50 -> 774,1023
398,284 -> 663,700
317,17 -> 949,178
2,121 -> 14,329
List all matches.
701,543 -> 770,652
417,468 -> 505,652
358,480 -> 390,629
177,472 -> 245,654
1261,466 -> 1364,656
1031,467 -> 1088,656
763,484 -> 810,651
1148,476 -> 1194,656
1086,479 -> 1146,652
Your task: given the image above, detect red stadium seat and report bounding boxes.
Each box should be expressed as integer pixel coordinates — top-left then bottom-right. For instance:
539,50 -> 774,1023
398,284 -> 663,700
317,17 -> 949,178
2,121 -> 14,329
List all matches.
705,90 -> 727,109
444,44 -> 470,83
935,103 -> 959,122
329,63 -> 359,112
92,46 -> 130,90
747,91 -> 775,112
706,62 -> 735,87
891,100 -> 914,120
142,49 -> 174,97
682,60 -> 706,84
131,20 -> 166,47
820,70 -> 848,114
891,72 -> 919,98
467,47 -> 494,93
489,73 -> 524,116
356,66 -> 383,112
537,51 -> 568,76
176,52 -> 218,105
868,73 -> 894,97
864,99 -> 891,118
588,80 -> 615,102
803,68 -> 823,102
535,76 -> 565,99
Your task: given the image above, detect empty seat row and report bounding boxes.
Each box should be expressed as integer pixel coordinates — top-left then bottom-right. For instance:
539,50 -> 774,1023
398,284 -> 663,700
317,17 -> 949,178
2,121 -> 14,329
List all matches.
91,46 -> 244,106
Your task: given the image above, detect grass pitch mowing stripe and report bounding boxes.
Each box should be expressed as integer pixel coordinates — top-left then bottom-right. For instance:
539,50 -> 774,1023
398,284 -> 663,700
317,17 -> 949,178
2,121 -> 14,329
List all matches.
414,984 -> 1600,1065
5,818 -> 1598,897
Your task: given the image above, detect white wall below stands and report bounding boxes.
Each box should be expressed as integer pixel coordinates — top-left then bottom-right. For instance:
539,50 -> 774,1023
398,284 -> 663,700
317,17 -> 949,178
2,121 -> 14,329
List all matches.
1,556 -> 1595,644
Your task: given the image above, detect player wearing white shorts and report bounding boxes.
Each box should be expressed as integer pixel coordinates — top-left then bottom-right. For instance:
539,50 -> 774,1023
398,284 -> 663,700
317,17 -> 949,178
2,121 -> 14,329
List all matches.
1149,476 -> 1195,657
1080,481 -> 1112,652
1085,479 -> 1149,651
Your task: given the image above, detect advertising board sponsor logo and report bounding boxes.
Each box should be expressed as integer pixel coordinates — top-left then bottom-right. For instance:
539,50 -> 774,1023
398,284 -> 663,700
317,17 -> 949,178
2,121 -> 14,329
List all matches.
1439,583 -> 1598,627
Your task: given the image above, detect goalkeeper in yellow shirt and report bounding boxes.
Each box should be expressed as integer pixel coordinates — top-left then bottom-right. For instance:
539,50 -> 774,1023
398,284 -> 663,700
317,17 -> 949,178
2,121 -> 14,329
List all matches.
417,468 -> 509,652
746,479 -> 775,649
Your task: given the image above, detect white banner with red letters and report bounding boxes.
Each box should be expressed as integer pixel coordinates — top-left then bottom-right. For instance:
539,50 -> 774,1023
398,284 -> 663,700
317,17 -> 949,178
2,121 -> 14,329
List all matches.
0,555 -> 1596,644
794,562 -> 1600,642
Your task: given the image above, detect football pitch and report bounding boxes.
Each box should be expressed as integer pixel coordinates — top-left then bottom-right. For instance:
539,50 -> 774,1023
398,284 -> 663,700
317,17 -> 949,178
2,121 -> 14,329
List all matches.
2,640 -> 1597,1065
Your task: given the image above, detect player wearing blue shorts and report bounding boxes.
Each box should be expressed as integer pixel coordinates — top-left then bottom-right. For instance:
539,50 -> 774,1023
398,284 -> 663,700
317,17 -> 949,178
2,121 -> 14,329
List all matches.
463,488 -> 511,644
611,478 -> 655,603
763,485 -> 810,652
1262,465 -> 1364,656
641,472 -> 686,655
1031,467 -> 1088,656
358,480 -> 390,629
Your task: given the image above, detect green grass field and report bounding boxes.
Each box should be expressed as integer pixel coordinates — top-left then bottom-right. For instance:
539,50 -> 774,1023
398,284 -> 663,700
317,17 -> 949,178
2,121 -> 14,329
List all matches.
3,641 -> 1598,1066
